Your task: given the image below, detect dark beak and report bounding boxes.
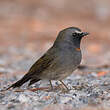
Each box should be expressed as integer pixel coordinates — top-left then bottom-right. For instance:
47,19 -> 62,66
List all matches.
81,32 -> 89,37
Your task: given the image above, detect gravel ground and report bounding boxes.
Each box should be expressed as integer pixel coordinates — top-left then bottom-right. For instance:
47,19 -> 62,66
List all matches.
0,47 -> 110,110
1,66 -> 110,110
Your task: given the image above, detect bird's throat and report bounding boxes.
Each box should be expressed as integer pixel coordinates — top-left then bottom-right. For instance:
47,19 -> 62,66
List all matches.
75,48 -> 81,51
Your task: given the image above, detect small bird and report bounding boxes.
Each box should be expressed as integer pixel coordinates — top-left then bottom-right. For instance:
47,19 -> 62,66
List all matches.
6,27 -> 89,90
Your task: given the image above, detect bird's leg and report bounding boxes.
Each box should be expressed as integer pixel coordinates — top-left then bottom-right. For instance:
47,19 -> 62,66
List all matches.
49,80 -> 54,90
28,80 -> 54,92
59,80 -> 69,91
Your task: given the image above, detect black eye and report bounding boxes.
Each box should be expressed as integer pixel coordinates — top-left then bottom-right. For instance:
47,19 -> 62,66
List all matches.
72,32 -> 77,36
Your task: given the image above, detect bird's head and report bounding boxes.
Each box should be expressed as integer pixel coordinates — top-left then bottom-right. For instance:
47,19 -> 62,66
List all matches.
54,27 -> 89,48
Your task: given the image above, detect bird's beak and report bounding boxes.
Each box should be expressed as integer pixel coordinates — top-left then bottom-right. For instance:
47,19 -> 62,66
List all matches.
81,32 -> 89,37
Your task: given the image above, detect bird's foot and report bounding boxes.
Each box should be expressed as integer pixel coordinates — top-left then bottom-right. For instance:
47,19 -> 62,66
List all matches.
57,84 -> 70,93
58,80 -> 70,93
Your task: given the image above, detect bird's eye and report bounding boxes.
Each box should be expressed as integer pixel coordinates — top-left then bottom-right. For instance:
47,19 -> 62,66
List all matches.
72,32 -> 77,36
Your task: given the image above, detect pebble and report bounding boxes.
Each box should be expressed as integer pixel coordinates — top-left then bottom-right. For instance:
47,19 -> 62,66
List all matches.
18,94 -> 30,103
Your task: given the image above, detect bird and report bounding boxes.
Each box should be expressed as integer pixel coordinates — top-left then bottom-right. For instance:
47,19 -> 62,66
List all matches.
6,27 -> 89,91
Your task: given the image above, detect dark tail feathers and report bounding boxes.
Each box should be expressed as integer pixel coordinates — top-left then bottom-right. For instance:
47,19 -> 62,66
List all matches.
6,73 -> 40,90
28,78 -> 40,87
6,73 -> 31,90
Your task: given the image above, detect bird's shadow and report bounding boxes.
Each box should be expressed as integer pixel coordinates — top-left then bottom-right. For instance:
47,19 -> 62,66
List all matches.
0,84 -> 70,93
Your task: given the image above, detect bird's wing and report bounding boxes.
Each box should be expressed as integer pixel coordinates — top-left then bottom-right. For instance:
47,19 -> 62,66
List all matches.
6,49 -> 55,90
28,49 -> 55,75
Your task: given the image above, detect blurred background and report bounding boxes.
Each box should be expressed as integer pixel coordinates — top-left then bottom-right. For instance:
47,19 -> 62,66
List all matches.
0,0 -> 110,73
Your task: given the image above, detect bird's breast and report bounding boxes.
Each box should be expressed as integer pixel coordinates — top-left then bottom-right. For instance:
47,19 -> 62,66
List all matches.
38,47 -> 82,80
60,46 -> 82,66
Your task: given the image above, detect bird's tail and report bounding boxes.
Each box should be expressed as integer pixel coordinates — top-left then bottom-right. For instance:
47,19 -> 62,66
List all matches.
6,73 -> 31,90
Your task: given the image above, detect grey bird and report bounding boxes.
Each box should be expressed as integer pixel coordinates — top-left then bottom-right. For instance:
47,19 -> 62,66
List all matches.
6,27 -> 89,90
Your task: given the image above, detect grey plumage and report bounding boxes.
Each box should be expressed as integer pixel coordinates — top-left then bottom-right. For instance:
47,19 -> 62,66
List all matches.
6,27 -> 89,90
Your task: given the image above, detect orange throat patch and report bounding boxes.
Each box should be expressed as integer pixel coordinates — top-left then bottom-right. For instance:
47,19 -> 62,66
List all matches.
76,48 -> 81,51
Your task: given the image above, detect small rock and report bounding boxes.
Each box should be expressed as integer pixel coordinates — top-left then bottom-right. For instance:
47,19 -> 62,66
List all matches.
18,94 -> 29,103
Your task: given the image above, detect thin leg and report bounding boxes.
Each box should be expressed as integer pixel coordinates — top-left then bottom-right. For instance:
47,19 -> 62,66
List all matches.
49,80 -> 53,90
59,80 -> 69,90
